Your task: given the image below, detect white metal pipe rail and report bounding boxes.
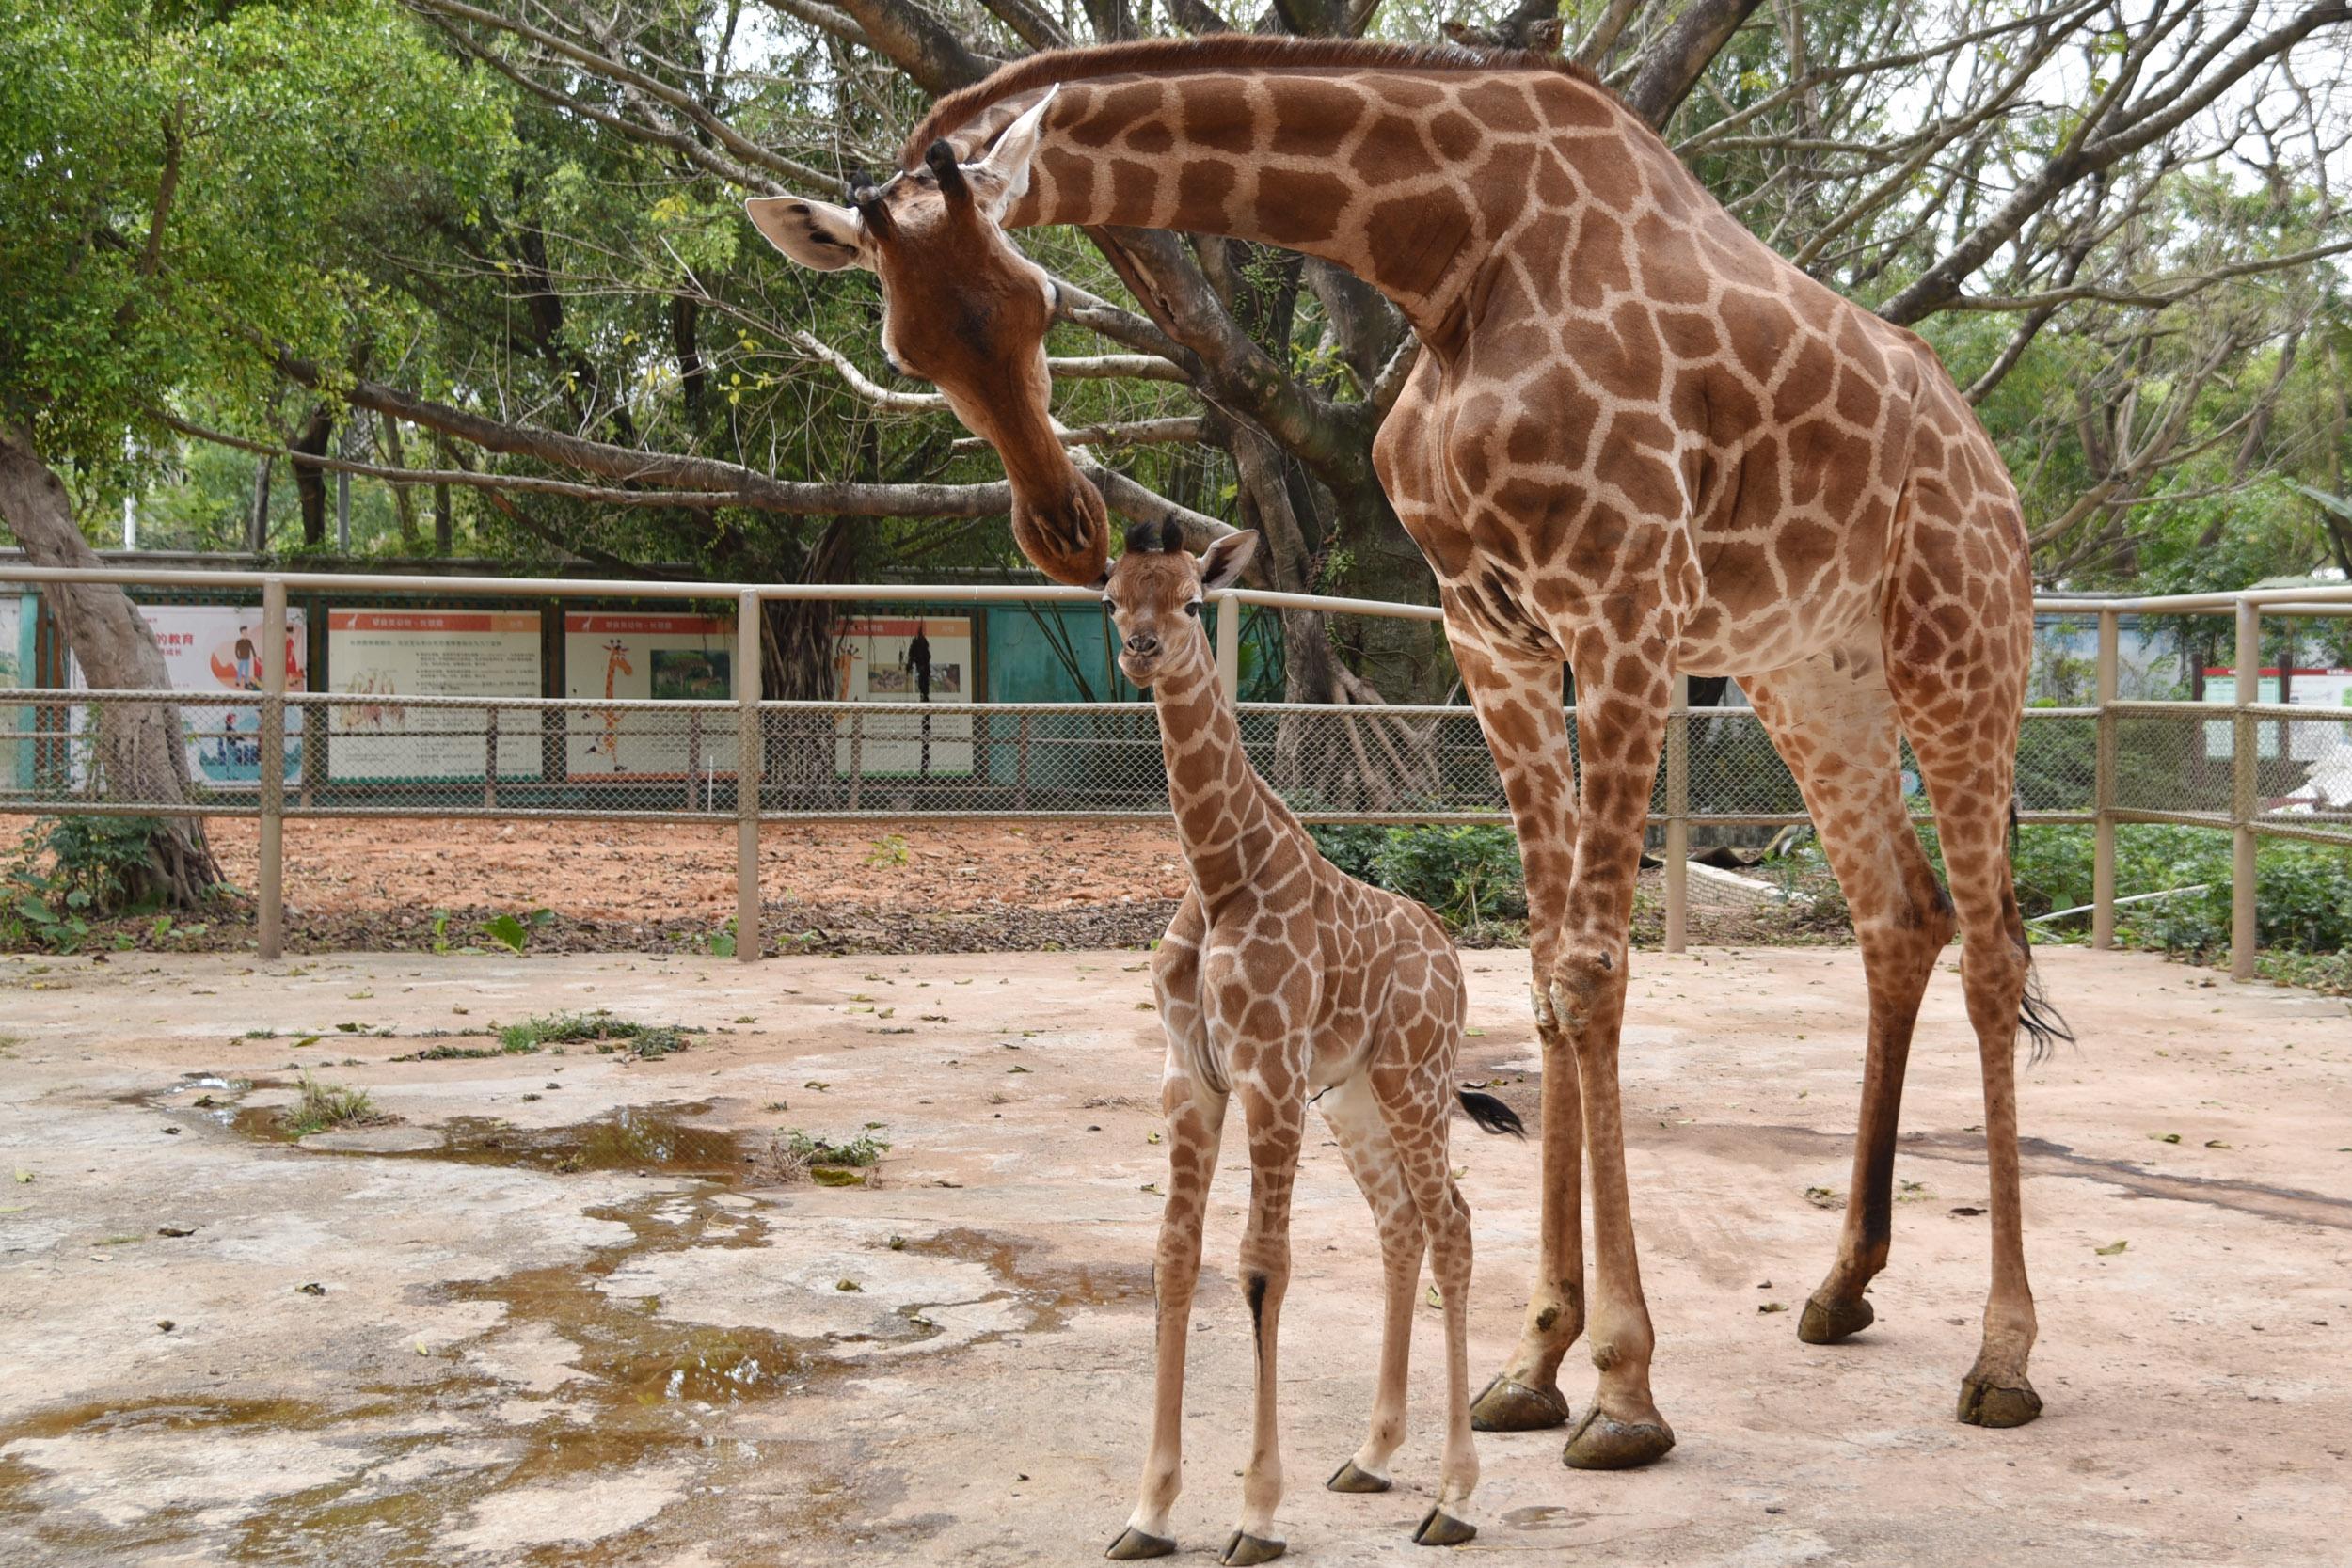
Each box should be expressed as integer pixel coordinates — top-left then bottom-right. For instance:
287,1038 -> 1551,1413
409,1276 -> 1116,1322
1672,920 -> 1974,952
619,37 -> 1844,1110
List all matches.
3,563 -> 2347,971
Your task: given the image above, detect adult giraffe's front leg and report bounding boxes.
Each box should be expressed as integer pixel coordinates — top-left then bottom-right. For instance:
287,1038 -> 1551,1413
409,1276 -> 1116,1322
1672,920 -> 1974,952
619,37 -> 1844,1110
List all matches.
1551,624 -> 1676,1470
1451,633 -> 1585,1434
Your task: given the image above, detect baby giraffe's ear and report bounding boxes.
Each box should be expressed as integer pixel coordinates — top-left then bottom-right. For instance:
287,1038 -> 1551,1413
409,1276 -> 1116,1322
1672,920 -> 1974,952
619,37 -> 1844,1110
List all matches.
1198,529 -> 1260,593
744,196 -> 872,272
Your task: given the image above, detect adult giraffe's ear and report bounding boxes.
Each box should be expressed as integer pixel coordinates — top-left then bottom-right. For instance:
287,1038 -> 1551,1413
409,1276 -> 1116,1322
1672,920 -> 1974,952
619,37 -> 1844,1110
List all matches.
744,196 -> 872,272
961,86 -> 1057,221
1198,530 -> 1260,593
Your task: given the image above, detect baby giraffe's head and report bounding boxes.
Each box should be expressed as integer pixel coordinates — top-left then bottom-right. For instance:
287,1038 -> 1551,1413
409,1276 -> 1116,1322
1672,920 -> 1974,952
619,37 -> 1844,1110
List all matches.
1100,520 -> 1259,691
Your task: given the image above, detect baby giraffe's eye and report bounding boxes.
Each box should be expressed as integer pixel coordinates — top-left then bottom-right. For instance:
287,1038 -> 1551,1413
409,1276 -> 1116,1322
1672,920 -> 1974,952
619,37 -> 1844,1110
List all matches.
1184,601 -> 1201,618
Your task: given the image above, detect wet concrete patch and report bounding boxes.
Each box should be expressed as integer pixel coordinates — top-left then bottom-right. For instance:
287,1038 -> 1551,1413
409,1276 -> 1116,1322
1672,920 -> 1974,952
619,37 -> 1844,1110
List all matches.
203,1089 -> 757,1182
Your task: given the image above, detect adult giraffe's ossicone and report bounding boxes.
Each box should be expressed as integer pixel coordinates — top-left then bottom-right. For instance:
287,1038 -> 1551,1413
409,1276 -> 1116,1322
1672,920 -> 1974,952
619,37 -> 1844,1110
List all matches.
752,34 -> 2066,1471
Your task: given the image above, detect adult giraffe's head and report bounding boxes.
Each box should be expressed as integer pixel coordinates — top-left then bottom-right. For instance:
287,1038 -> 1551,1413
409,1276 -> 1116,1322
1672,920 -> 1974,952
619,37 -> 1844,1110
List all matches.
746,89 -> 1110,588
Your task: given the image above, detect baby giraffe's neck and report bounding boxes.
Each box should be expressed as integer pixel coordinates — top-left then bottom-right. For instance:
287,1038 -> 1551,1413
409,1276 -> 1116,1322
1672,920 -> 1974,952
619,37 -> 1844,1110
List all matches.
1151,648 -> 1295,912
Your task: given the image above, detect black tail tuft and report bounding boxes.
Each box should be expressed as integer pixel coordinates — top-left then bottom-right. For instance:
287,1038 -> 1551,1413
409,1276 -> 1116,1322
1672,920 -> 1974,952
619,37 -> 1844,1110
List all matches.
2010,797 -> 2077,1068
2018,960 -> 2074,1067
1455,1088 -> 1526,1138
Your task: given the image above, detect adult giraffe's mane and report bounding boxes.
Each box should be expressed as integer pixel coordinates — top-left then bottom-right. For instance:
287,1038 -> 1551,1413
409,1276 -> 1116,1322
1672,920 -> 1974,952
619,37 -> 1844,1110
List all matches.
902,35 -> 1612,168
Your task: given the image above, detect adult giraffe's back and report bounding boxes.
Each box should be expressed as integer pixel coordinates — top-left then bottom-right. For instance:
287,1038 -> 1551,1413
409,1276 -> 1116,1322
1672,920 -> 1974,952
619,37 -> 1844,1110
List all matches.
750,34 -> 2062,1492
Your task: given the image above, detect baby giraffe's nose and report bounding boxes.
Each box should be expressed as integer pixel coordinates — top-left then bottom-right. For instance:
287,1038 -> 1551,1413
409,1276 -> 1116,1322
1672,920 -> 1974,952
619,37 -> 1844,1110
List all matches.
1125,632 -> 1159,657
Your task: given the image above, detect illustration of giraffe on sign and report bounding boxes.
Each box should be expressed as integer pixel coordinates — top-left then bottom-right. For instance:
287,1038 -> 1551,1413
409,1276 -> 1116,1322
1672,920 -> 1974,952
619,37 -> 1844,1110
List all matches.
752,28 -> 2068,1491
1098,518 -> 1525,1563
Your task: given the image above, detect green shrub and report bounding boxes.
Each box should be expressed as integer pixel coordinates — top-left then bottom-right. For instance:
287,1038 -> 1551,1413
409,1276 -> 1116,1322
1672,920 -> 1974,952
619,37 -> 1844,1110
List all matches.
1308,823 -> 1526,928
1372,825 -> 1527,926
1306,824 -> 1387,883
3,815 -> 173,950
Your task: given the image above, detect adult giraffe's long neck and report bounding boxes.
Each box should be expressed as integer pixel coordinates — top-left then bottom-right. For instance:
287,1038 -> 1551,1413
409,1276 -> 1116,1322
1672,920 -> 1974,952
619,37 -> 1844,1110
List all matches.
970,56 -> 1652,339
1149,643 -> 1295,912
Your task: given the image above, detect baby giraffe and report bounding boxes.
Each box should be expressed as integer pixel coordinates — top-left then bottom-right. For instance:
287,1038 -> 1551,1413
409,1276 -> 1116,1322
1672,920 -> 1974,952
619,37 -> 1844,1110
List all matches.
1102,520 -> 1524,1565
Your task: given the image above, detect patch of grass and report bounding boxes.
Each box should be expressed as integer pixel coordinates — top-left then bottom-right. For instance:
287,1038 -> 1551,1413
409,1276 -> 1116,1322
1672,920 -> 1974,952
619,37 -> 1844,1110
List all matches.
495,1010 -> 694,1058
281,1074 -> 396,1138
758,1129 -> 890,1184
403,1041 -> 505,1061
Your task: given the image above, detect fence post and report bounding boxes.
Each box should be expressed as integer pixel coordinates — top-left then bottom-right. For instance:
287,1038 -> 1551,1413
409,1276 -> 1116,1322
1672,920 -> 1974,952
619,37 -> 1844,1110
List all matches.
735,589 -> 760,963
1663,671 -> 1688,954
2091,609 -> 2118,950
2231,598 -> 2259,981
258,578 -> 286,961
1216,592 -> 1240,704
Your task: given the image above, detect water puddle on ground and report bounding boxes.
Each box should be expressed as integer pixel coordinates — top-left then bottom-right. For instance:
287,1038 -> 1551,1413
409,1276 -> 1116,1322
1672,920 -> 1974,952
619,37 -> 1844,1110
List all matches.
180,1080 -> 762,1183
7,1081 -> 1100,1563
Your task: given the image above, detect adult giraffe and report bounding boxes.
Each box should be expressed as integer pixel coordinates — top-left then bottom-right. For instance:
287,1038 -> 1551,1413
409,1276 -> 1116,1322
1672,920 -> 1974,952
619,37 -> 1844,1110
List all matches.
752,36 -> 2065,1472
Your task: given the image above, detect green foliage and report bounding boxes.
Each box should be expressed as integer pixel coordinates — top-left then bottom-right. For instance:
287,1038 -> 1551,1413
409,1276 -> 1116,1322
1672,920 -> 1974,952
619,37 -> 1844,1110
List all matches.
494,1009 -> 687,1057
0,0 -> 511,478
1308,823 -> 1526,927
1304,824 -> 1387,882
1776,819 -> 2352,985
482,908 -> 556,953
2,814 -> 172,949
40,816 -> 168,913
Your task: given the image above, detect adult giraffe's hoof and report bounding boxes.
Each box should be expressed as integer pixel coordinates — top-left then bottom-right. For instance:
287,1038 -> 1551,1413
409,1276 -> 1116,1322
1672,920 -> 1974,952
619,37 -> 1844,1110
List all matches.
1958,1373 -> 2042,1428
1470,1373 -> 1569,1432
1326,1459 -> 1391,1494
1105,1526 -> 1177,1560
1797,1293 -> 1875,1344
1562,1406 -> 1676,1469
1218,1528 -> 1286,1566
1412,1507 -> 1477,1547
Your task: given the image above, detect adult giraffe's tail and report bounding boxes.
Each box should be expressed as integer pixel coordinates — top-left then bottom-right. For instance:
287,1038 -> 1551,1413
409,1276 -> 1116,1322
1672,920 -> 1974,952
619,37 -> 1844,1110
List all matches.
2011,800 -> 2076,1066
1455,1088 -> 1527,1138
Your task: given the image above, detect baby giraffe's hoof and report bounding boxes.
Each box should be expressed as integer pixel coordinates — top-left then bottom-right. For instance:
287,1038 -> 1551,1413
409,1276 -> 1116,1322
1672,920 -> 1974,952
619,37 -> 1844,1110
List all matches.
1469,1373 -> 1570,1432
1412,1507 -> 1477,1547
1219,1529 -> 1286,1566
1105,1526 -> 1177,1560
1562,1406 -> 1676,1469
1797,1293 -> 1875,1345
1327,1459 -> 1391,1494
1957,1373 -> 2042,1428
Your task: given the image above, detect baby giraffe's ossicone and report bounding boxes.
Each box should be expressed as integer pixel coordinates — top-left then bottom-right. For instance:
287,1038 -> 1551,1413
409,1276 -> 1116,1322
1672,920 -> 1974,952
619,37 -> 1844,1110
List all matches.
1103,519 -> 1525,1564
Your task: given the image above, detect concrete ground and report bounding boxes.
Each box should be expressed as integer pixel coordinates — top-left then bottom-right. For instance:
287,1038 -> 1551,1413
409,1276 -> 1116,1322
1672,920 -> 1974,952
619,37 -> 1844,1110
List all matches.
0,943 -> 2346,1567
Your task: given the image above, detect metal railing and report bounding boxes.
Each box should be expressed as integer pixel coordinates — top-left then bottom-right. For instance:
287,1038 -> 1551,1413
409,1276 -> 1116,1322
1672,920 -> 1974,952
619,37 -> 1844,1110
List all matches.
3,563 -> 2347,973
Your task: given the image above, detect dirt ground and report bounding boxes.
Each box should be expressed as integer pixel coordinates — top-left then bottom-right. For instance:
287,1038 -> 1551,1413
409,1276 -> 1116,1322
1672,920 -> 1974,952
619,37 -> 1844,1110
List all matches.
207,817 -> 1194,922
10,817 -> 1826,957
1,944 -> 2346,1567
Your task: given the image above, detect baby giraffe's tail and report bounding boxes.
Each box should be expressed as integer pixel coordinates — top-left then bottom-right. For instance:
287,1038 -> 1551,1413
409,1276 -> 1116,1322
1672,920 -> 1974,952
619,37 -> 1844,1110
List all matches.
1455,1088 -> 1527,1138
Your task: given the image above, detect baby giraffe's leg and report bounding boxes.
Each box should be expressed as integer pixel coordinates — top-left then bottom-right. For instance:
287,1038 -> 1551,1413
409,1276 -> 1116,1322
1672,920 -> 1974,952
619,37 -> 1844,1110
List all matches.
1224,1071 -> 1307,1567
1109,1068 -> 1228,1560
1373,1065 -> 1480,1547
1315,1075 -> 1426,1495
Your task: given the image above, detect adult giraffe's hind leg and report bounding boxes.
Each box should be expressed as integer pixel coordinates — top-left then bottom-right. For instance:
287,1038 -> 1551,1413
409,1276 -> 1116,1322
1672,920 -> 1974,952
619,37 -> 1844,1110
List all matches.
1449,634 -> 1583,1434
1884,488 -> 2048,1429
1744,649 -> 1954,1347
1551,624 -> 1676,1471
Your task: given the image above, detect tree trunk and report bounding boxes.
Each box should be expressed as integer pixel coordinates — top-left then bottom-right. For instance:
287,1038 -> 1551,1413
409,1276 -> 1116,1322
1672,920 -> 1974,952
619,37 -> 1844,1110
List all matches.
760,515 -> 860,800
380,414 -> 421,550
0,420 -> 222,906
293,403 -> 332,548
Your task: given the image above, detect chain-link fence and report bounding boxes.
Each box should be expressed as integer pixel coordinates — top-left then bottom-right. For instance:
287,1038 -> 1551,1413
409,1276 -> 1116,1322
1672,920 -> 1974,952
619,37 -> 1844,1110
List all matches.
4,564 -> 2348,972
